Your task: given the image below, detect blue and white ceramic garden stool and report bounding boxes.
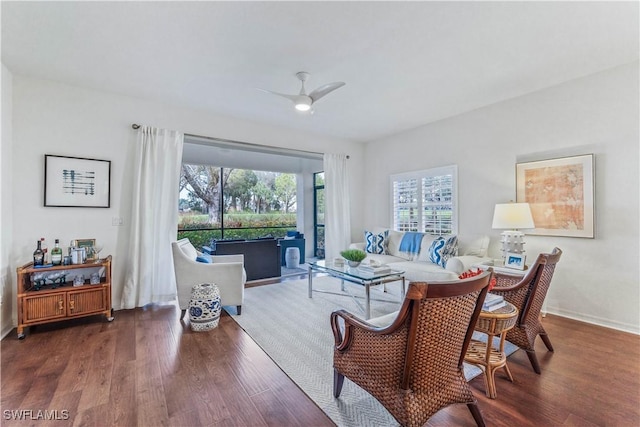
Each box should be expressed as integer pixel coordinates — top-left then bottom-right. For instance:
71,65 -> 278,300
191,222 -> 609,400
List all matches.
188,283 -> 221,331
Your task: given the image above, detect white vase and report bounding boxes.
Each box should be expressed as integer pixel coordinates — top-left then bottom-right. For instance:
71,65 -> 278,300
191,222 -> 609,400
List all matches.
188,283 -> 221,331
347,260 -> 361,268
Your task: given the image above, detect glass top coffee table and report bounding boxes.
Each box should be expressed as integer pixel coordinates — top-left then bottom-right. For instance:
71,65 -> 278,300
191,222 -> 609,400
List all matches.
308,260 -> 405,319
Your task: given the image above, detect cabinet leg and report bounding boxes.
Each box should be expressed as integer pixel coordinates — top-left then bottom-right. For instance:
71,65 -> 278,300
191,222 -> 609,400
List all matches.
17,327 -> 25,340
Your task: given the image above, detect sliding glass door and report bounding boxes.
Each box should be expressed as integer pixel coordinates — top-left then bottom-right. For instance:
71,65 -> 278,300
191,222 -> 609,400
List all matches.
179,165 -> 297,248
313,172 -> 325,258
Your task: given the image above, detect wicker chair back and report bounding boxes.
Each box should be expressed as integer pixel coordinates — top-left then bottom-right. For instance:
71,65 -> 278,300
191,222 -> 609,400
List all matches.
491,247 -> 562,374
331,270 -> 492,427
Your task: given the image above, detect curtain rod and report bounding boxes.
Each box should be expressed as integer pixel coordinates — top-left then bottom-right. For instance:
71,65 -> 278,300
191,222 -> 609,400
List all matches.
130,123 -> 349,159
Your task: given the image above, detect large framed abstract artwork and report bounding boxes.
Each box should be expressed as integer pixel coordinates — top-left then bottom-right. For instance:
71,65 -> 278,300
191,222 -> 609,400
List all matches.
44,154 -> 111,208
516,154 -> 594,238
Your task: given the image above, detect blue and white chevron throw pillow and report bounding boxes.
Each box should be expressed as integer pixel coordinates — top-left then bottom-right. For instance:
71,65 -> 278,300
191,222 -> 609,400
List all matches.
365,230 -> 388,254
429,235 -> 458,267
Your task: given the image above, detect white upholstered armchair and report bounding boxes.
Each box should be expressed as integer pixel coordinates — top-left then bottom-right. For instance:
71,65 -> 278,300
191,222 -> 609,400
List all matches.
171,238 -> 246,318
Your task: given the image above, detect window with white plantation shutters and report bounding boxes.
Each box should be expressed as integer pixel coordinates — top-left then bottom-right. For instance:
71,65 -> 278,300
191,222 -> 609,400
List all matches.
391,165 -> 457,235
393,178 -> 419,231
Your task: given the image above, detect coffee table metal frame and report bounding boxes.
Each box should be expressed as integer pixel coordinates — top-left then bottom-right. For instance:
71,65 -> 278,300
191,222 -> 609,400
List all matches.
307,260 -> 405,319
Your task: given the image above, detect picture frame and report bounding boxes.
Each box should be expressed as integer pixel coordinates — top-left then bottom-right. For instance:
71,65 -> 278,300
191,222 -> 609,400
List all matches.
74,238 -> 97,260
516,154 -> 594,238
505,252 -> 526,270
44,154 -> 111,208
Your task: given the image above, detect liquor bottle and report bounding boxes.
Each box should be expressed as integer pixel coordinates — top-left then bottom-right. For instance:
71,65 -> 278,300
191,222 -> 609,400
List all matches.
33,240 -> 44,266
51,239 -> 63,266
40,237 -> 48,264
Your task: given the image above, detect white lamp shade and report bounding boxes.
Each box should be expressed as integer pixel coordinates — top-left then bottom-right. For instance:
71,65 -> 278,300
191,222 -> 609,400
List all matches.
492,203 -> 535,230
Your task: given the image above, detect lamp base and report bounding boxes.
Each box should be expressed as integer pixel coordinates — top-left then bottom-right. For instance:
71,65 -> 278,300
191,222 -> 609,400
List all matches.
500,230 -> 526,259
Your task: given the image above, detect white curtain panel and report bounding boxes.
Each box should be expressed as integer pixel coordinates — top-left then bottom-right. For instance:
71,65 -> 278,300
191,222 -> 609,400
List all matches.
121,126 -> 184,309
323,153 -> 351,261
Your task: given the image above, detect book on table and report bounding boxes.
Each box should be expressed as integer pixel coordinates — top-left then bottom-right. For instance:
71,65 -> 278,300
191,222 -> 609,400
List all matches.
482,293 -> 506,311
358,264 -> 391,274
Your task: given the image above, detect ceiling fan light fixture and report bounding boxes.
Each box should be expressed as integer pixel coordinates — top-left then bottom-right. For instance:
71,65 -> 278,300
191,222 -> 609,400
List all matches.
258,72 -> 344,113
294,96 -> 312,111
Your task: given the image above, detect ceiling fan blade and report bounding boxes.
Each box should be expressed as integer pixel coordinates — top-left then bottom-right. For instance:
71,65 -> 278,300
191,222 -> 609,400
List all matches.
309,82 -> 345,103
256,88 -> 298,102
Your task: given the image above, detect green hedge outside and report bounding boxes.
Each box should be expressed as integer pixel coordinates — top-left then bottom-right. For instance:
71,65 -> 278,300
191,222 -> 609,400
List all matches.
179,213 -> 296,229
177,228 -> 296,249
177,212 -> 297,249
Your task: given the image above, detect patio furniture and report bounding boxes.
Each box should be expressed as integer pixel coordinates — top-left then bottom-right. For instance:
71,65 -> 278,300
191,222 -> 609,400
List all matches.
277,232 -> 305,266
211,238 -> 281,281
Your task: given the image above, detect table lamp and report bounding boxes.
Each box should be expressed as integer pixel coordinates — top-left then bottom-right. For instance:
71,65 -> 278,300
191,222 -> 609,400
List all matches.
492,202 -> 535,259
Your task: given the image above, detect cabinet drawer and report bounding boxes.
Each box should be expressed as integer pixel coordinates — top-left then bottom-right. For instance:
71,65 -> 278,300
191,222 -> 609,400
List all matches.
68,287 -> 107,316
23,294 -> 66,323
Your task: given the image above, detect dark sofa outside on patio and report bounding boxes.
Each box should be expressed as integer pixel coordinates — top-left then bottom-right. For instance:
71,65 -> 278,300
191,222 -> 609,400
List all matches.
204,238 -> 281,281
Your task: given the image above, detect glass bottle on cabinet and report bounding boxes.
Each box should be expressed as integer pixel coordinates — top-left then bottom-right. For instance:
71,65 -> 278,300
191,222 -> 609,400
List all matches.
51,239 -> 63,266
33,240 -> 44,266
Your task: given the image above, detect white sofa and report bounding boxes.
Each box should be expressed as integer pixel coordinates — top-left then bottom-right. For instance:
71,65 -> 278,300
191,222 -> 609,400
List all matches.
350,230 -> 491,282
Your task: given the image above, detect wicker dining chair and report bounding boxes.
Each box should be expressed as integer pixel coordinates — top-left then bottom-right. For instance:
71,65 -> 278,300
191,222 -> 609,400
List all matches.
331,271 -> 492,427
490,247 -> 562,374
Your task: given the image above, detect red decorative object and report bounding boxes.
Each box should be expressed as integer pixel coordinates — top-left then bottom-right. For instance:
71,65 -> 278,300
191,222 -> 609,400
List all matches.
459,268 -> 497,290
458,268 -> 483,280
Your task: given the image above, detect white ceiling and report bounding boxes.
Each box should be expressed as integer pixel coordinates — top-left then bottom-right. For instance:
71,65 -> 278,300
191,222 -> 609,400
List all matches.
2,1 -> 638,143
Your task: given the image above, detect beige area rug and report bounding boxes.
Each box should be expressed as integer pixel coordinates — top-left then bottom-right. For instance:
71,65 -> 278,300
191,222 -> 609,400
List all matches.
229,276 -> 515,426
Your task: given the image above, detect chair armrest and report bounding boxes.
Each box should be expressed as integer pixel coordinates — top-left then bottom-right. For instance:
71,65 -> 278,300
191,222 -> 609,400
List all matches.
174,256 -> 245,309
331,305 -> 411,352
491,270 -> 538,326
176,256 -> 244,278
449,255 -> 493,272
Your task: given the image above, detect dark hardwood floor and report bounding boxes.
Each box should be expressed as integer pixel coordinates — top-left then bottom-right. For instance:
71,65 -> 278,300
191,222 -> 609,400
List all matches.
2,273 -> 639,427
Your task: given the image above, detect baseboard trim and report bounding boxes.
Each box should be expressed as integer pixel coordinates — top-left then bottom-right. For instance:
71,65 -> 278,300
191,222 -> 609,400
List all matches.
546,307 -> 639,335
1,324 -> 14,340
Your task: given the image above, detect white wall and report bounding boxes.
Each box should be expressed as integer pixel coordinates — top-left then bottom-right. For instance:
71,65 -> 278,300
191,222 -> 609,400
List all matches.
5,75 -> 364,333
363,63 -> 639,333
5,64 -> 638,335
1,64 -> 14,337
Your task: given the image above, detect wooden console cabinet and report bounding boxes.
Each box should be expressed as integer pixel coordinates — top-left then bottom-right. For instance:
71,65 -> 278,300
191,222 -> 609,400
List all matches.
16,255 -> 114,339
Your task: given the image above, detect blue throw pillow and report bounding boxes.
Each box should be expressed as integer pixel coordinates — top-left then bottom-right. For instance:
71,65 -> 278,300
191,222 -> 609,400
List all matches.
195,256 -> 211,263
429,235 -> 458,267
365,230 -> 388,254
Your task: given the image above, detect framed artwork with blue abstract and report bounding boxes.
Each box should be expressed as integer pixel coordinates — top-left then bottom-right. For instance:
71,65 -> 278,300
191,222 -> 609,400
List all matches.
44,154 -> 111,208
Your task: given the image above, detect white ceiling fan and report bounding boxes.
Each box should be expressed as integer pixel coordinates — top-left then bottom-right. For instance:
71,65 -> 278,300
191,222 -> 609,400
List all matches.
259,72 -> 345,112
